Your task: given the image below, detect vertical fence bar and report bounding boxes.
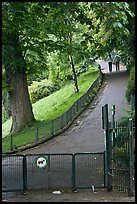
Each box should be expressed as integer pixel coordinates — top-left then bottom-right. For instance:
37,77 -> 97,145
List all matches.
72,154 -> 76,192
111,105 -> 116,147
70,107 -> 72,121
51,120 -> 54,136
128,118 -> 134,196
48,155 -> 51,189
104,151 -> 106,187
35,127 -> 39,143
61,114 -> 63,129
66,110 -> 68,124
76,100 -> 79,112
102,104 -> 112,191
10,134 -> 13,151
23,155 -> 27,192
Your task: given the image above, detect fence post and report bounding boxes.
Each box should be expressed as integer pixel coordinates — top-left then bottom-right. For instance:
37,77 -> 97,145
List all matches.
10,134 -> 13,151
70,107 -> 72,121
104,151 -> 107,187
72,154 -> 76,192
36,127 -> 39,142
102,104 -> 112,191
51,120 -> 54,136
128,118 -> 134,196
23,155 -> 27,192
111,105 -> 116,147
61,114 -> 63,129
47,155 -> 51,189
76,101 -> 78,113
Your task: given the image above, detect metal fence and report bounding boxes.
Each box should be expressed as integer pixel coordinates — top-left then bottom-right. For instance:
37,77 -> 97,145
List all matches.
2,122 -> 135,195
102,104 -> 135,196
73,152 -> 105,191
2,152 -> 105,192
5,72 -> 102,153
110,124 -> 135,195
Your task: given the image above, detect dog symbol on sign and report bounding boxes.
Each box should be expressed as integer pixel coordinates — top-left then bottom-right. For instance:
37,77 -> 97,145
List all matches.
36,156 -> 48,168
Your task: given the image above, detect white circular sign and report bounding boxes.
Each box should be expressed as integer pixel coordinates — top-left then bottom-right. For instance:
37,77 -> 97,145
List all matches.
36,156 -> 48,168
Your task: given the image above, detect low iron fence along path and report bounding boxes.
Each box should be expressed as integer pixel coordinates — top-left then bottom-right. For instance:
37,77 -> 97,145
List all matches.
6,72 -> 103,153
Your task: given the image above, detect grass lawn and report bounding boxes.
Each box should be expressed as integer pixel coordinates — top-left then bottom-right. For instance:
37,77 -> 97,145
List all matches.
2,65 -> 100,152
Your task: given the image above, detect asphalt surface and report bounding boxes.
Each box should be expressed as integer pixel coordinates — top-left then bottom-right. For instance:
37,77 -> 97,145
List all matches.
2,189 -> 135,202
20,60 -> 130,154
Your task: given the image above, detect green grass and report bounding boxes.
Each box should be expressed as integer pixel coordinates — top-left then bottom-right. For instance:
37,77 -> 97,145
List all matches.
33,71 -> 99,121
2,119 -> 12,138
2,65 -> 100,152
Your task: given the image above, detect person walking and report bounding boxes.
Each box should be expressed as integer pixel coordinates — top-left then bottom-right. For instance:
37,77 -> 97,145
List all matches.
107,54 -> 113,72
114,54 -> 120,71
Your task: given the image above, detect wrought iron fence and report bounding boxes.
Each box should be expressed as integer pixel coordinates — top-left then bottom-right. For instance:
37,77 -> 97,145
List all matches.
2,152 -> 105,192
73,152 -> 105,191
110,123 -> 135,195
102,104 -> 135,196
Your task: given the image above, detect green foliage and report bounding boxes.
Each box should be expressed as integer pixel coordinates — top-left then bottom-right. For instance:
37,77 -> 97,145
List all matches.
2,119 -> 12,138
114,129 -> 129,168
2,91 -> 11,124
77,64 -> 87,76
119,109 -> 135,127
3,2 -> 135,88
46,51 -> 71,83
114,146 -> 129,168
118,117 -> 129,127
32,66 -> 99,121
86,2 -> 135,57
2,103 -> 10,124
28,79 -> 60,104
115,130 -> 128,147
126,66 -> 135,103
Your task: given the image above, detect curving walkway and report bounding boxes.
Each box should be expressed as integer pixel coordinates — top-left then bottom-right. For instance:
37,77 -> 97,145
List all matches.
21,60 -> 130,154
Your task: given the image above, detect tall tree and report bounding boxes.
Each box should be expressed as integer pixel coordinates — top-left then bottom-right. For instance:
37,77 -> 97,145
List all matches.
2,2 -> 134,133
42,2 -> 82,93
2,3 -> 36,132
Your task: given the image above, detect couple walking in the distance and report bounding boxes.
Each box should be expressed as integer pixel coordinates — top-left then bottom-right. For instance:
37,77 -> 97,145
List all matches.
107,53 -> 120,72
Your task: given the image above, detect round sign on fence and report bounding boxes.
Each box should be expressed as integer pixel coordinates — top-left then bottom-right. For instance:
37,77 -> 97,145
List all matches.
36,156 -> 48,168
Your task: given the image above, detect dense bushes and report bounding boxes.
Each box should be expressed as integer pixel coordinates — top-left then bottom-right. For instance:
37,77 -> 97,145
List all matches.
126,65 -> 135,103
28,79 -> 60,103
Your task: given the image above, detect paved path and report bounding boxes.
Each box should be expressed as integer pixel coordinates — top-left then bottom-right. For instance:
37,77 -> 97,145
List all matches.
21,60 -> 130,154
2,189 -> 135,202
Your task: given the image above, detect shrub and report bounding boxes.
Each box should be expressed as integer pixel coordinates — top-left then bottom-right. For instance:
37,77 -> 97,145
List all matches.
126,66 -> 135,103
29,80 -> 60,103
114,146 -> 129,168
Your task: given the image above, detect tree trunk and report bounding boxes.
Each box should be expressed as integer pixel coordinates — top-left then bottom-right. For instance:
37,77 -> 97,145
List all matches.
68,55 -> 79,93
6,67 -> 35,133
67,31 -> 79,93
5,33 -> 35,133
